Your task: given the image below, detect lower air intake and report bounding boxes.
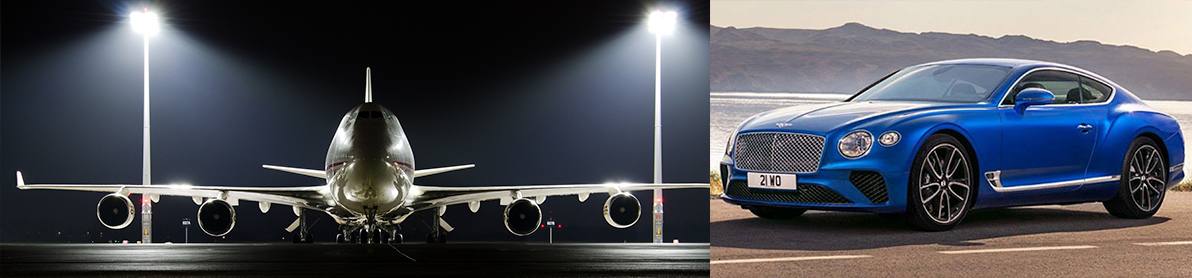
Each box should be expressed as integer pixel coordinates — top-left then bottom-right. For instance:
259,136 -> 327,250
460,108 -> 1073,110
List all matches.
849,171 -> 888,204
726,180 -> 851,204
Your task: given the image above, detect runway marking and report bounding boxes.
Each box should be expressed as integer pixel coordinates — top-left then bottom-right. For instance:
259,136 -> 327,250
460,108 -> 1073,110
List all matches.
1134,241 -> 1192,246
387,243 -> 417,262
938,245 -> 1097,254
710,255 -> 871,265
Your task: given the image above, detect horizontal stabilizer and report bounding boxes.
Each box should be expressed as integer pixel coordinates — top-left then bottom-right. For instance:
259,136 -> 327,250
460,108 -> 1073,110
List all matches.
414,164 -> 475,178
263,165 -> 327,179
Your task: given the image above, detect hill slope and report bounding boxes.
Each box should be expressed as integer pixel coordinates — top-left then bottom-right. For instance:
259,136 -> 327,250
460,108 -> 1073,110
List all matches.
711,23 -> 1192,100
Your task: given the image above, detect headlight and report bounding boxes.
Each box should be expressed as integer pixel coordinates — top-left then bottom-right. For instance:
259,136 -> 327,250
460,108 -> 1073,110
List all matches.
878,131 -> 900,147
725,121 -> 746,155
838,130 -> 873,159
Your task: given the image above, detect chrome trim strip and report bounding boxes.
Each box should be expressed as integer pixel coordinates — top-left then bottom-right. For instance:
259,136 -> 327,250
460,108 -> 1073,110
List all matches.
1170,163 -> 1184,174
995,67 -> 1118,108
988,175 -> 1120,193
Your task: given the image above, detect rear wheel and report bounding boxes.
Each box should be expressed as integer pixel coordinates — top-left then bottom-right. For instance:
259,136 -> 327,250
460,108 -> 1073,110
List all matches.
905,134 -> 976,231
1104,137 -> 1167,218
748,206 -> 807,220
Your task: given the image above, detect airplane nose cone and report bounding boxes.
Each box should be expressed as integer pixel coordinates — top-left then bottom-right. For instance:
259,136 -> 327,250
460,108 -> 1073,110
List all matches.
335,159 -> 405,214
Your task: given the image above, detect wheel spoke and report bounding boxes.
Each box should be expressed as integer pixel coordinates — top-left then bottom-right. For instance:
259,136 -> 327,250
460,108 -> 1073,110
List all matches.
1145,150 -> 1158,174
939,189 -> 948,220
927,152 -> 943,179
1131,151 -> 1145,175
922,187 -> 941,203
944,149 -> 957,179
947,182 -> 968,201
1130,176 -> 1145,193
1146,177 -> 1165,194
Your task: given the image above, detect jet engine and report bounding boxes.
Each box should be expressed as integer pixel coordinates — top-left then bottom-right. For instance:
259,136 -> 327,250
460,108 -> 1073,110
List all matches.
197,199 -> 236,236
603,192 -> 640,228
503,198 -> 541,236
96,193 -> 135,229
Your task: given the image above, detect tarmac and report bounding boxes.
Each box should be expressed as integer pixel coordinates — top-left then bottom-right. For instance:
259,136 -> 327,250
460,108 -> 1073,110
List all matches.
712,191 -> 1192,277
2,242 -> 709,277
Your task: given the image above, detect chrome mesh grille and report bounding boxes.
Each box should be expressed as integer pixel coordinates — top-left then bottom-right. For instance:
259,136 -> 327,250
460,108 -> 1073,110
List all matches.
733,133 -> 826,173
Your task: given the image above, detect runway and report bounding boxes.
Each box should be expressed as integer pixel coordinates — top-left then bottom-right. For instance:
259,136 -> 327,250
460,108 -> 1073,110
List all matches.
712,191 -> 1192,277
2,242 -> 709,277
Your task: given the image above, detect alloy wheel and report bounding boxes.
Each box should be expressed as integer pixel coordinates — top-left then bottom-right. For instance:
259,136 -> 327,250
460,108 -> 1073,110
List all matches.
1127,145 -> 1165,212
918,143 -> 971,224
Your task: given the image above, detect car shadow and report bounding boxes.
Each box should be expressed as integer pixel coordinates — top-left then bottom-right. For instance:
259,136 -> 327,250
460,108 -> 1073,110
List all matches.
711,206 -> 1170,251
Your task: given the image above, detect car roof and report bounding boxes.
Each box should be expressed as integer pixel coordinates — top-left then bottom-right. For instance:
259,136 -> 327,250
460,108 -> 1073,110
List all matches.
916,58 -> 1066,69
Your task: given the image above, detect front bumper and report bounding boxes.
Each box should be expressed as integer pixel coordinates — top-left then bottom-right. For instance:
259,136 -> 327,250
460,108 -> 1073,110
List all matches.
719,155 -> 910,214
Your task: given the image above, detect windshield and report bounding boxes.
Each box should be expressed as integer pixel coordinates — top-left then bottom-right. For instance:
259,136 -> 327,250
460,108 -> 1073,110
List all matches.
850,64 -> 1011,103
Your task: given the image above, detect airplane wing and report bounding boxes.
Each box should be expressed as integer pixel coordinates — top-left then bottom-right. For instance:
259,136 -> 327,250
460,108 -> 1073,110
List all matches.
406,182 -> 708,212
15,171 -> 328,210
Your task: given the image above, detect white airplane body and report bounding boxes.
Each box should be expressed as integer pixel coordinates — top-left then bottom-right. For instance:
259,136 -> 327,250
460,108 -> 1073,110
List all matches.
17,68 -> 706,243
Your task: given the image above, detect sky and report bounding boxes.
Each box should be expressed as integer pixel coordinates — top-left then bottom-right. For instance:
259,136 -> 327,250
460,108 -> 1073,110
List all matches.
712,0 -> 1192,55
1,0 -> 709,243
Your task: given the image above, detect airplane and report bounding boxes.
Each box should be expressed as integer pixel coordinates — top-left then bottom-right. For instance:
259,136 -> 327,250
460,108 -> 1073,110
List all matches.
16,68 -> 707,244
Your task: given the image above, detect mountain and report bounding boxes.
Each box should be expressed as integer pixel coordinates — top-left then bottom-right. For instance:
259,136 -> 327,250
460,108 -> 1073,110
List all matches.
711,23 -> 1192,100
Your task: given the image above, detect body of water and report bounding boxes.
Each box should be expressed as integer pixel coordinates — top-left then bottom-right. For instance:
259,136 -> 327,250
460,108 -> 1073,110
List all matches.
710,92 -> 1192,180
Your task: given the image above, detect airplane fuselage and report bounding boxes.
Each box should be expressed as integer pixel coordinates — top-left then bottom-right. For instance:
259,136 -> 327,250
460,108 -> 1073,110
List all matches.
324,103 -> 414,222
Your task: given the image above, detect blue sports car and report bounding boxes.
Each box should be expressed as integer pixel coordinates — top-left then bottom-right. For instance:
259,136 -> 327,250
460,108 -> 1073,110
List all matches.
719,58 -> 1185,231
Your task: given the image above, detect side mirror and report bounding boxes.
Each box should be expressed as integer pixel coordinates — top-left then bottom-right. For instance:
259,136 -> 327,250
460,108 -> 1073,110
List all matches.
1014,88 -> 1054,114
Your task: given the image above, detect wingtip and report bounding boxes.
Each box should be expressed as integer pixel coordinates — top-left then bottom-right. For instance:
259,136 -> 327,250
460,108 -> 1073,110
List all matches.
16,171 -> 25,188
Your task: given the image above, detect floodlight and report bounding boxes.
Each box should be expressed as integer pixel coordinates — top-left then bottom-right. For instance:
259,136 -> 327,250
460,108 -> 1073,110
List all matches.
648,10 -> 676,35
131,11 -> 160,35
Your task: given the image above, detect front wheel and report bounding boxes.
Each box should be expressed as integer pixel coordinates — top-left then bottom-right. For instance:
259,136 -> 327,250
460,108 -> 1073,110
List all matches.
905,134 -> 976,231
1104,137 -> 1167,219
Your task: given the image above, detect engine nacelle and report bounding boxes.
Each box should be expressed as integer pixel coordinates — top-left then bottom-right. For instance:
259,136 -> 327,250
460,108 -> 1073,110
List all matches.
96,193 -> 135,229
603,192 -> 640,228
503,198 -> 541,236
197,199 -> 236,236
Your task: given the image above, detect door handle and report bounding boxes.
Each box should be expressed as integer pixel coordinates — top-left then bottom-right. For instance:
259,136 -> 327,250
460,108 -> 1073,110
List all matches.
1077,123 -> 1093,133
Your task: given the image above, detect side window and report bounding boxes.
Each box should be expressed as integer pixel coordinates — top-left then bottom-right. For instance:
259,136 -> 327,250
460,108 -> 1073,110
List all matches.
1003,70 -> 1080,105
1078,76 -> 1112,103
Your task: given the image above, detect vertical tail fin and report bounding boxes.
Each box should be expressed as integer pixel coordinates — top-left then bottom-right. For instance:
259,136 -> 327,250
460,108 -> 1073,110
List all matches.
365,67 -> 372,103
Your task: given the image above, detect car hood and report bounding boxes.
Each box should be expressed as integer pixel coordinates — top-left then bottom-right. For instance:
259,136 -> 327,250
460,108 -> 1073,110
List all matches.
741,101 -> 934,134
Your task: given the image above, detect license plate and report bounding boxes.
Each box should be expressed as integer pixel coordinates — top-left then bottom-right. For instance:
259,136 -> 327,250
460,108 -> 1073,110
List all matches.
747,172 -> 797,190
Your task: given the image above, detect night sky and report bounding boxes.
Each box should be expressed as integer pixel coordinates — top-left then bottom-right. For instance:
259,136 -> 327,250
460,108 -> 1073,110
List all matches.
1,1 -> 710,243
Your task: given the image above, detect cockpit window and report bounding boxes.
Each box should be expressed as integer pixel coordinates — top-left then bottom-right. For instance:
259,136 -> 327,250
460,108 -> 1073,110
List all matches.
370,111 -> 382,119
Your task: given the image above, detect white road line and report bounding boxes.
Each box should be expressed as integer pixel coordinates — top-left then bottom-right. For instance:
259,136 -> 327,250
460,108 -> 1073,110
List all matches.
939,245 -> 1097,254
711,255 -> 872,265
1134,241 -> 1192,246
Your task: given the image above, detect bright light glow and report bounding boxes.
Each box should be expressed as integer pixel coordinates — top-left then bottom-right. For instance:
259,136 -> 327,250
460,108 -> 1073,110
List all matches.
648,10 -> 677,35
131,11 -> 160,35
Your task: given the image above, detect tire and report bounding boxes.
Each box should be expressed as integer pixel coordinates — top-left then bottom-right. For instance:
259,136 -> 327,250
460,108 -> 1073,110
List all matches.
1104,137 -> 1167,219
747,206 -> 807,220
905,134 -> 976,231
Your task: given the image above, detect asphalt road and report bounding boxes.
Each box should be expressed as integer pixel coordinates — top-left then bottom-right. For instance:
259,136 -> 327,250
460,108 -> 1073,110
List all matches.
1,242 -> 709,277
712,191 -> 1192,277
